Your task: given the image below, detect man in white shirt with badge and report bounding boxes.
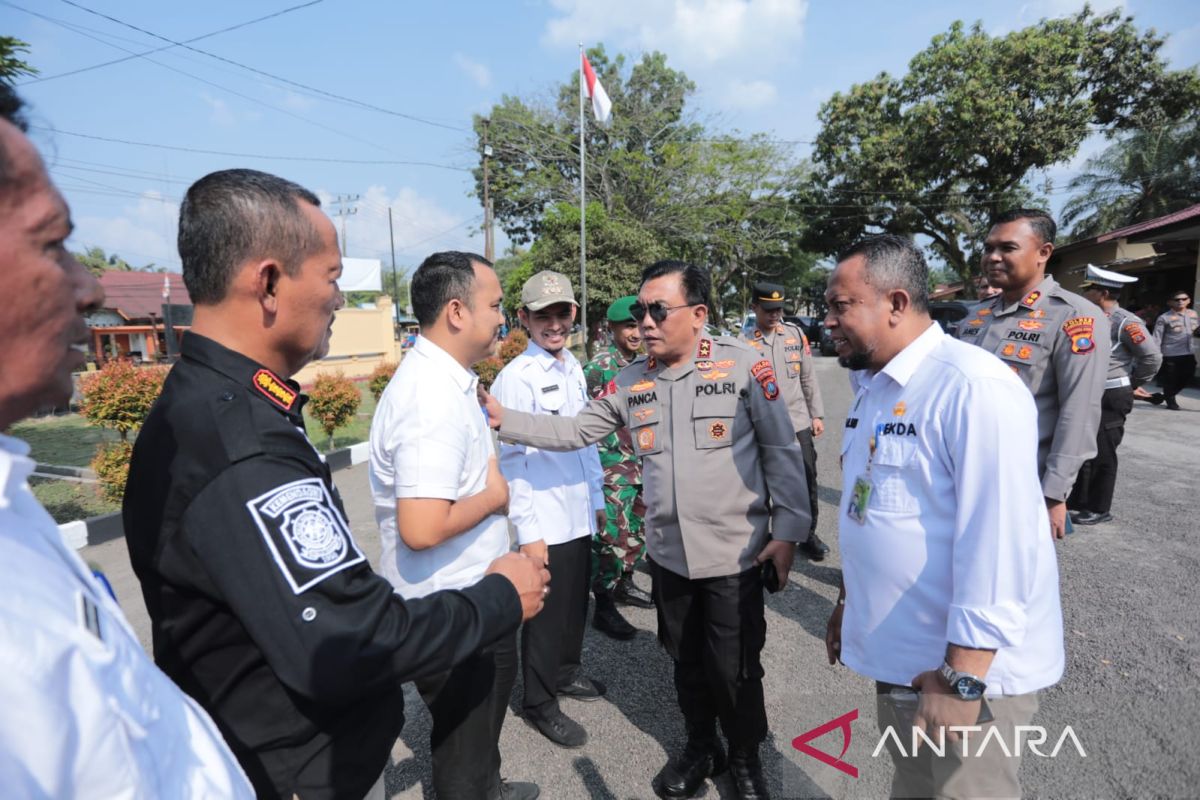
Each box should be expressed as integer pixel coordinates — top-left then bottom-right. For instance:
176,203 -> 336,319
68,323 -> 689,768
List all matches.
823,235 -> 1065,799
492,271 -> 607,749
369,251 -> 539,800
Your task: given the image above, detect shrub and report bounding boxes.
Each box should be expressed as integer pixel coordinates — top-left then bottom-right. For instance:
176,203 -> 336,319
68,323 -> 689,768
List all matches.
368,361 -> 398,401
498,330 -> 528,364
473,356 -> 503,390
307,372 -> 362,449
91,441 -> 133,505
79,360 -> 168,441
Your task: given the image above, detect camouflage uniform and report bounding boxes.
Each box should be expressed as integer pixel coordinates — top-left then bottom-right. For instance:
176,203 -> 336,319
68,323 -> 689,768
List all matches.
583,345 -> 645,592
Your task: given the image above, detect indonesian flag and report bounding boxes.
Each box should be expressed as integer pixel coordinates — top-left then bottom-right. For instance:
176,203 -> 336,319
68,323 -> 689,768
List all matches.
581,54 -> 612,125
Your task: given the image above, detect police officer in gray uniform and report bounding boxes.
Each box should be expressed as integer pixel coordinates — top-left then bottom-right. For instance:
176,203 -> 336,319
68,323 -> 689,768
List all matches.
483,261 -> 810,800
957,209 -> 1109,539
740,281 -> 829,561
1151,290 -> 1199,409
1067,265 -> 1162,525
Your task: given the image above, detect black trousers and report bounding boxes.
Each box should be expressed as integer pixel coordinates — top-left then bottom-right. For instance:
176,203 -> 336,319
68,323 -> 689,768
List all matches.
522,535 -> 590,714
1158,354 -> 1197,400
1069,386 -> 1134,515
651,561 -> 768,750
796,429 -> 819,535
415,631 -> 517,800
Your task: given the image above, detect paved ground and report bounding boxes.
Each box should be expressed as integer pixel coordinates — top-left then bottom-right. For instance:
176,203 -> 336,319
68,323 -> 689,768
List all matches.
82,357 -> 1200,799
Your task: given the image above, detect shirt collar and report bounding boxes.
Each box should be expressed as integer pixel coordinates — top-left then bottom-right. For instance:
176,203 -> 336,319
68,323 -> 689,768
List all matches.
181,331 -> 306,422
878,322 -> 944,388
526,340 -> 574,372
413,335 -> 478,393
0,433 -> 33,512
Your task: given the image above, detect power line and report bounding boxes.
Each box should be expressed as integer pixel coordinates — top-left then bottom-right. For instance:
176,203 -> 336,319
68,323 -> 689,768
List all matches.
20,1 -> 325,85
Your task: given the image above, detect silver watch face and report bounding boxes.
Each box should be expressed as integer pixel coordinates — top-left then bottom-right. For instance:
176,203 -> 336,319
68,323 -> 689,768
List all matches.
954,676 -> 986,701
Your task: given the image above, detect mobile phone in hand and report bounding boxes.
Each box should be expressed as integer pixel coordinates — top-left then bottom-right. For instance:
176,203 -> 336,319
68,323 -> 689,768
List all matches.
761,559 -> 781,593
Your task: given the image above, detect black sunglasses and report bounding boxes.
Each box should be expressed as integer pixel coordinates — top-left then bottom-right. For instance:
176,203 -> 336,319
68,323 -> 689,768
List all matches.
630,301 -> 698,323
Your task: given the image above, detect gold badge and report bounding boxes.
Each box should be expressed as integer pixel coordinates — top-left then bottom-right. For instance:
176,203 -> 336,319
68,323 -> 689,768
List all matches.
637,428 -> 656,450
708,421 -> 728,441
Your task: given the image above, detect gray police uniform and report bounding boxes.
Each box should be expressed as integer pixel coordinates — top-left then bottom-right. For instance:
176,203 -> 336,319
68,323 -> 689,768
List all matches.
498,335 -> 810,750
1152,307 -> 1198,404
1069,307 -> 1161,516
741,321 -> 824,535
957,275 -> 1109,501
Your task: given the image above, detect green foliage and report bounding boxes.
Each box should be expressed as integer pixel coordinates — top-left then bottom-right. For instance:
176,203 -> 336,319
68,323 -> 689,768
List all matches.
501,254 -> 536,318
0,37 -> 37,84
79,361 -> 168,441
473,357 -> 503,390
368,361 -> 398,401
307,372 -> 362,449
1062,118 -> 1200,237
72,246 -> 158,277
91,442 -> 133,505
801,9 -> 1200,280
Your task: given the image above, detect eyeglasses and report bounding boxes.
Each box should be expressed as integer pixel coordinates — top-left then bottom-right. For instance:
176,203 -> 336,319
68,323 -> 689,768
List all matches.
630,301 -> 697,323
1171,297 -> 1189,302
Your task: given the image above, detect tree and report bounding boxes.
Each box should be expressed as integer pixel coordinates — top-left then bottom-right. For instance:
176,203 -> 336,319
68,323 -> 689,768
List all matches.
79,361 -> 169,442
73,246 -> 157,277
1061,118 -> 1200,238
800,8 -> 1200,282
306,372 -> 361,450
0,37 -> 37,84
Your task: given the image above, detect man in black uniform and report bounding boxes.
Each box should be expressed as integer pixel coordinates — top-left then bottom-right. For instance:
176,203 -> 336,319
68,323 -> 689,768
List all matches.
123,169 -> 549,800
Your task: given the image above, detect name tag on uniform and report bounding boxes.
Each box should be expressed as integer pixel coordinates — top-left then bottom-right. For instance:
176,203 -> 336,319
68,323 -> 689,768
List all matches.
847,475 -> 872,524
540,384 -> 560,394
78,592 -> 103,641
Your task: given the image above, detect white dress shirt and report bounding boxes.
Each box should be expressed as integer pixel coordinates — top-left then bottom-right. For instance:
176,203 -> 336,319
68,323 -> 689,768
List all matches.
0,434 -> 254,799
369,336 -> 510,598
492,342 -> 605,546
838,323 -> 1065,696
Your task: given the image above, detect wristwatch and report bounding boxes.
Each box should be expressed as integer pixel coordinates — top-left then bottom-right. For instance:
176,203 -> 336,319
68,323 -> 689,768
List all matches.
939,662 -> 987,701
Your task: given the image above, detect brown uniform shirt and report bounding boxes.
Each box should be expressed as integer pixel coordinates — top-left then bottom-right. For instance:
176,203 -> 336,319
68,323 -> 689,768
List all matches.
498,335 -> 811,580
739,321 -> 824,433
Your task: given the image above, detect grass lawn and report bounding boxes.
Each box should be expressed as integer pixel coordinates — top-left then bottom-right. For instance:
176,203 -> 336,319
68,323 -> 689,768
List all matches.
7,415 -> 120,467
30,477 -> 119,524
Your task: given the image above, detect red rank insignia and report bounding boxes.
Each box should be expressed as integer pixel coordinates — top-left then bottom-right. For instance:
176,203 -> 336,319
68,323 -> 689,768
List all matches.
1021,290 -> 1041,308
1063,316 -> 1096,354
253,369 -> 298,411
646,356 -> 657,369
697,338 -> 713,358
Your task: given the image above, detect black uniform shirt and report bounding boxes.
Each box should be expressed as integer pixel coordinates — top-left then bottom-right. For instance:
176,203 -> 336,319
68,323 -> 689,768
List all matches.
124,332 -> 520,800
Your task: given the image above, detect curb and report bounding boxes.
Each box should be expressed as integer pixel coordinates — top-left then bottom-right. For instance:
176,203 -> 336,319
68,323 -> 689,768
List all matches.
59,440 -> 372,550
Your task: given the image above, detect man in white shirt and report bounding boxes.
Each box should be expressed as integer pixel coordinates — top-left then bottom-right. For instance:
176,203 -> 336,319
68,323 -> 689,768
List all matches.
369,251 -> 538,800
492,271 -> 607,749
0,84 -> 255,798
823,235 -> 1065,799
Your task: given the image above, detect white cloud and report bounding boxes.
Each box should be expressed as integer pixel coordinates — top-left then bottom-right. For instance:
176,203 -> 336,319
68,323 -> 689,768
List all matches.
280,90 -> 317,112
1162,24 -> 1200,69
720,78 -> 778,109
1008,0 -> 1125,30
453,53 -> 492,88
200,92 -> 237,128
72,191 -> 181,270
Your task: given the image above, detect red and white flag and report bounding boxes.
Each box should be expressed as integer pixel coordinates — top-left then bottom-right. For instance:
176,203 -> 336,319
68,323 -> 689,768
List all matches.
581,54 -> 612,125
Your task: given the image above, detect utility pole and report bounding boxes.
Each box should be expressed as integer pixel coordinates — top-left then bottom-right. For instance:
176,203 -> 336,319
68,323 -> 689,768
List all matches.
388,207 -> 401,321
481,117 -> 494,262
330,194 -> 360,256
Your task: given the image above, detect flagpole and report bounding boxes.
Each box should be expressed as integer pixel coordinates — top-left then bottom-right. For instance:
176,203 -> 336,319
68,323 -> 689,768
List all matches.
578,43 -> 588,355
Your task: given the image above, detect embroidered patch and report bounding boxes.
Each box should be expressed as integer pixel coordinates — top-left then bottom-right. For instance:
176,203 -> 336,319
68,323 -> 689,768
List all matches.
1017,345 -> 1033,360
1018,320 -> 1044,331
637,428 -> 656,451
253,369 -> 298,411
790,362 -> 801,373
968,318 -> 985,327
247,478 -> 364,595
696,360 -> 714,370
1063,316 -> 1096,355
1002,343 -> 1016,356
1123,322 -> 1146,344
715,359 -> 736,368
751,359 -> 778,400
709,420 -> 729,441
893,402 -> 906,417
1030,309 -> 1046,319
978,308 -> 992,316
785,337 -> 798,345
753,329 -> 763,339
786,350 -> 801,362
646,357 -> 657,369
701,369 -> 730,380
697,338 -> 712,359
630,379 -> 656,392
1021,290 -> 1041,308
633,408 -> 655,422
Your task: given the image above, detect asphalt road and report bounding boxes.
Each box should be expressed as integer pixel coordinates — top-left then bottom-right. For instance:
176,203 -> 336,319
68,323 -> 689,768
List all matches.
82,356 -> 1200,799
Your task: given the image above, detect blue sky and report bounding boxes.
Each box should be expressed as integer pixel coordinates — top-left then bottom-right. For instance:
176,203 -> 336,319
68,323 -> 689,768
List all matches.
6,0 -> 1199,275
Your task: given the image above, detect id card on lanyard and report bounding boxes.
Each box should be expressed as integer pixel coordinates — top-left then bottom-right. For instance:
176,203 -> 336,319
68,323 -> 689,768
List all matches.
847,421 -> 883,525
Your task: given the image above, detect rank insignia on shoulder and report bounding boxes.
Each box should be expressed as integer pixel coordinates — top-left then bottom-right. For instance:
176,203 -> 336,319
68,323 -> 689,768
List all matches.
646,357 -> 657,370
753,329 -> 763,339
977,308 -> 991,316
1063,317 -> 1096,354
697,338 -> 713,359
253,369 -> 298,411
1021,290 -> 1042,308
247,477 -> 364,594
968,318 -> 985,327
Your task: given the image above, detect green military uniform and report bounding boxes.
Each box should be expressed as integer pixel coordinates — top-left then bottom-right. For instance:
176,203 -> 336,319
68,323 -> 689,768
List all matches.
583,344 -> 646,591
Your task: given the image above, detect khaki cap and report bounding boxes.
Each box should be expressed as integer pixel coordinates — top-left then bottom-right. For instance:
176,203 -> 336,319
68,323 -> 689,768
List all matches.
521,270 -> 579,311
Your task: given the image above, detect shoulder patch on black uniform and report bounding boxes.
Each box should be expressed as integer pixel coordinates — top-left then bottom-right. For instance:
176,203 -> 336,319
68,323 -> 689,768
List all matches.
247,477 -> 364,594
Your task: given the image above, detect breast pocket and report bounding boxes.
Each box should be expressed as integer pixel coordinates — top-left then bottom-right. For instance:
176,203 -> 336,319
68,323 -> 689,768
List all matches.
992,338 -> 1049,386
630,415 -> 663,456
871,437 -> 920,513
536,383 -> 566,415
692,395 -> 739,450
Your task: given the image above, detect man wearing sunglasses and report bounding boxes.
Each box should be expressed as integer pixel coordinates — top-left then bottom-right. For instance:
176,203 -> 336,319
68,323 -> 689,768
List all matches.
1151,290 -> 1198,410
481,260 -> 810,800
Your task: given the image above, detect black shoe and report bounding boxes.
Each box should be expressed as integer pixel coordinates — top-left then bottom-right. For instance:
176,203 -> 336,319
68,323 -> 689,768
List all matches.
525,706 -> 587,748
1166,398 -> 1181,410
729,747 -> 770,800
1068,508 -> 1085,522
499,780 -> 540,800
1148,393 -> 1165,405
652,736 -> 727,799
557,675 -> 606,702
593,594 -> 637,640
613,574 -> 654,608
798,532 -> 829,562
1073,511 -> 1112,526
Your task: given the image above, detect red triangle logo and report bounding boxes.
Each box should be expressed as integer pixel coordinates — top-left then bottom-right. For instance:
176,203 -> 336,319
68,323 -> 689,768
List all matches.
791,708 -> 859,778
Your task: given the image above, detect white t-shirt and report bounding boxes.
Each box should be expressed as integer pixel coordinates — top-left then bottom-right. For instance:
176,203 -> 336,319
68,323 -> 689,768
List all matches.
0,434 -> 254,799
369,336 -> 510,598
838,323 -> 1065,696
491,342 -> 605,546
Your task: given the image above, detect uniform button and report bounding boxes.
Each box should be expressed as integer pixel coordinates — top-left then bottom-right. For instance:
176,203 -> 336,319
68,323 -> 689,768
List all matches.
301,607 -> 317,622
220,391 -> 235,401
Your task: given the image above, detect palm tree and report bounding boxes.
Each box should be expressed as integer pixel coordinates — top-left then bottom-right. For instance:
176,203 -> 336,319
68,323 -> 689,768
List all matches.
1061,120 -> 1200,238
